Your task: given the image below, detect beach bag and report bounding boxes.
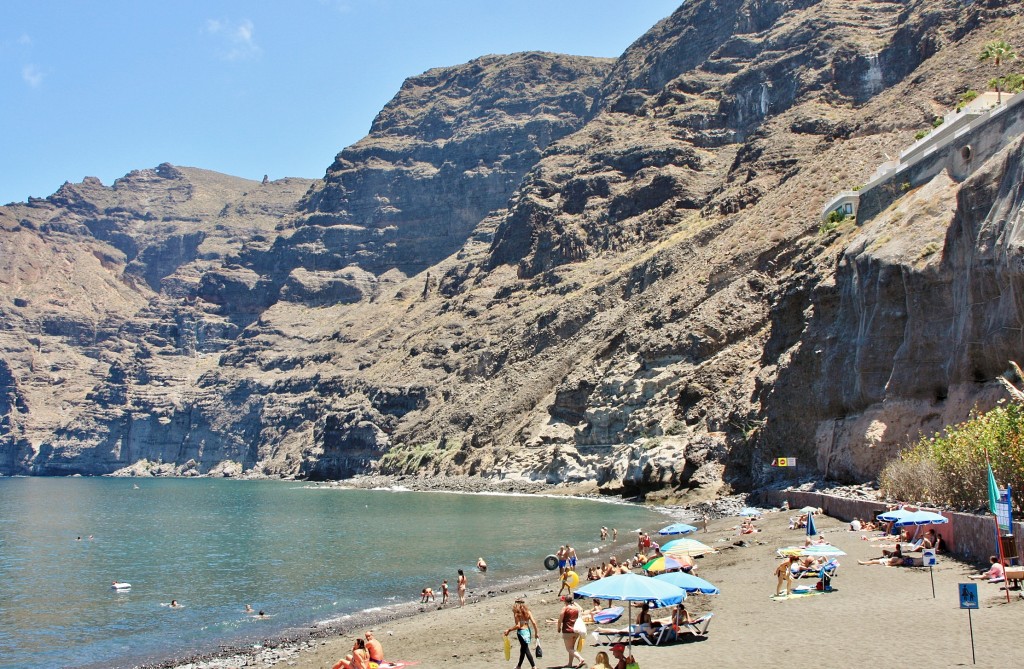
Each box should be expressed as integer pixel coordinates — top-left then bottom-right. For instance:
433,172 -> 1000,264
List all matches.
534,641 -> 543,658
625,662 -> 640,669
572,616 -> 587,635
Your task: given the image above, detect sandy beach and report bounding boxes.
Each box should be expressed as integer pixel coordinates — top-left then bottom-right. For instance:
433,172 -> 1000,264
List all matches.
164,507 -> 1024,669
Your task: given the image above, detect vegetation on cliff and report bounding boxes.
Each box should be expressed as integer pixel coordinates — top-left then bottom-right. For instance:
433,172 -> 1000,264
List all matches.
881,398 -> 1024,514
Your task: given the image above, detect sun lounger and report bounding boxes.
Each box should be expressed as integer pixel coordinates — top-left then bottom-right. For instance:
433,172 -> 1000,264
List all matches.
678,612 -> 714,639
596,624 -> 659,646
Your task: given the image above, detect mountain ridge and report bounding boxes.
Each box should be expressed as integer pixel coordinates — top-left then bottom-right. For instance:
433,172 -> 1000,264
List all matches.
2,0 -> 1024,504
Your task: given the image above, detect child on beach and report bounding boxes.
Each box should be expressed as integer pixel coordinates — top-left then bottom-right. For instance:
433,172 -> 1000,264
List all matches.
775,555 -> 799,596
441,579 -> 449,605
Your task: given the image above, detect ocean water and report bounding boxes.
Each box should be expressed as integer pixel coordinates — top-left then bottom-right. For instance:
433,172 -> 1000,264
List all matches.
0,477 -> 661,669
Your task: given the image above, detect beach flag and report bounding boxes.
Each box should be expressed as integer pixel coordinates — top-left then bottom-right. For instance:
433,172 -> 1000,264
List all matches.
987,464 -> 999,514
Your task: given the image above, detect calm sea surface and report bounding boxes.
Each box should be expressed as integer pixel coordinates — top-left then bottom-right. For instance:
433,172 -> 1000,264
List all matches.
0,477 -> 661,669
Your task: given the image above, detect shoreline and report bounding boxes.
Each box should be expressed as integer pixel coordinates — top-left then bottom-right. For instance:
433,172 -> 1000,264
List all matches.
129,479 -> 678,669
134,531 -> 645,669
138,503 -> 1024,669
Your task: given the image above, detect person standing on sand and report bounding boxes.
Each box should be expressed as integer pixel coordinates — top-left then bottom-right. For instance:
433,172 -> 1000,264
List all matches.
441,579 -> 449,605
457,568 -> 467,606
504,598 -> 539,669
775,555 -> 799,596
558,596 -> 586,668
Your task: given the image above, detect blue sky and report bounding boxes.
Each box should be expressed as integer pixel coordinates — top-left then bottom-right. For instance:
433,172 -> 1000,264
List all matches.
0,1 -> 682,205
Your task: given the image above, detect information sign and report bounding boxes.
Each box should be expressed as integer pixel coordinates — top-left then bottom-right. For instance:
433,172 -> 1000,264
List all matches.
959,583 -> 979,609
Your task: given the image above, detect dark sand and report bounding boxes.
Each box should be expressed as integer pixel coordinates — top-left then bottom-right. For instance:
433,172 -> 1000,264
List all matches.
165,509 -> 1024,669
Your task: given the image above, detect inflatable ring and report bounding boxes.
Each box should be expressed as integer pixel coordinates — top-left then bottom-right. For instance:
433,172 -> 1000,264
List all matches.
543,554 -> 559,571
565,570 -> 580,588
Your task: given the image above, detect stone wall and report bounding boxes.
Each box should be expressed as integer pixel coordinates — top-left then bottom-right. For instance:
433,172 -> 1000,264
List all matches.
759,490 -> 1023,566
857,92 -> 1024,223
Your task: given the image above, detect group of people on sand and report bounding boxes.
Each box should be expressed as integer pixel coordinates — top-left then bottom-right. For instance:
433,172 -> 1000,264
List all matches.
859,527 -> 946,566
502,596 -> 641,669
332,630 -> 384,669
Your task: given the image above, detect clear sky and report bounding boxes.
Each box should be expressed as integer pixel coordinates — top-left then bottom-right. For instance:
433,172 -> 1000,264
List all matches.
0,1 -> 682,205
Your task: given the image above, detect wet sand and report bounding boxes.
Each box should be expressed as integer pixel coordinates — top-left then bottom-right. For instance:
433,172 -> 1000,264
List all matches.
164,508 -> 1024,669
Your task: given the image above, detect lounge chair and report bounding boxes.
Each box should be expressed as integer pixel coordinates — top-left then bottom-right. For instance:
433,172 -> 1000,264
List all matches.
596,623 -> 659,646
677,612 -> 714,639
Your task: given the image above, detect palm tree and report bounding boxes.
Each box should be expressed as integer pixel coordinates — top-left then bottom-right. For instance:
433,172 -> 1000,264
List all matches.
980,40 -> 1018,104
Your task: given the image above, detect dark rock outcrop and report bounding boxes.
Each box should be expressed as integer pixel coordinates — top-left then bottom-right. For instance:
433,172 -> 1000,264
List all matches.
2,0 -> 1024,504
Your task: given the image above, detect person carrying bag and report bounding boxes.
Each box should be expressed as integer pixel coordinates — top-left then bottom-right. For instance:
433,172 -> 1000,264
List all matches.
557,596 -> 586,669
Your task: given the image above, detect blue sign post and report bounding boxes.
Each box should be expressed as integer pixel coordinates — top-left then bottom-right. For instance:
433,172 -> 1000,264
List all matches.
959,583 -> 978,664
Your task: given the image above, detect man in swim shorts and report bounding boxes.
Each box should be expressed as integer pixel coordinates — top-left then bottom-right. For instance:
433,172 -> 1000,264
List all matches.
557,545 -> 568,574
364,630 -> 384,666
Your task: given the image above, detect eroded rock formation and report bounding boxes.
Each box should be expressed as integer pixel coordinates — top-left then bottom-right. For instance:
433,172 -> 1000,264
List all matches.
2,0 -> 1024,502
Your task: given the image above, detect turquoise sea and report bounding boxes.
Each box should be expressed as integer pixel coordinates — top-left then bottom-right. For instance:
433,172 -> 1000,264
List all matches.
0,477 -> 661,669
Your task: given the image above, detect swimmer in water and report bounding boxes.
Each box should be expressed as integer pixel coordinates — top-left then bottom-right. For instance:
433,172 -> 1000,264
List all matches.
244,604 -> 254,614
169,600 -> 182,608
477,557 -> 488,573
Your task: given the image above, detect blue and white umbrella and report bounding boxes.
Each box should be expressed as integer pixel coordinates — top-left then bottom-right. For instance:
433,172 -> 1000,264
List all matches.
657,523 -> 699,536
575,573 -> 686,607
653,571 -> 721,595
739,507 -> 761,517
893,510 -> 948,527
876,508 -> 915,523
575,574 -> 686,654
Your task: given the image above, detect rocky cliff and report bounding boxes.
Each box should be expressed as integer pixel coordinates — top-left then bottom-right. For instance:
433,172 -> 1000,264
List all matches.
2,0 -> 1024,502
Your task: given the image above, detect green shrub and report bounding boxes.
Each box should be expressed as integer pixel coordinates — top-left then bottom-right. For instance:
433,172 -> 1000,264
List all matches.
879,402 -> 1024,514
932,116 -> 945,128
959,90 -> 980,108
915,129 -> 930,140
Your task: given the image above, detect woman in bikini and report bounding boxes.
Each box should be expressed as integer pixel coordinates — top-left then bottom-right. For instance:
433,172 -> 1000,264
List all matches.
332,638 -> 370,669
457,568 -> 467,606
504,598 -> 539,669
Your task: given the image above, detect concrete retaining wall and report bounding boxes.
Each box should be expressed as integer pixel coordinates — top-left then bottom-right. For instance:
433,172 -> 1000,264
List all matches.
758,490 -> 1022,566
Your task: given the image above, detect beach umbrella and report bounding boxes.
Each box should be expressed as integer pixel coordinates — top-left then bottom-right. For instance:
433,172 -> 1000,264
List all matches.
799,506 -> 819,513
876,508 -> 915,523
661,538 -> 714,557
893,510 -> 949,527
575,573 -> 686,656
653,571 -> 721,595
642,555 -> 688,573
893,510 -> 949,539
806,511 -> 818,537
657,523 -> 698,536
739,507 -> 761,516
800,544 -> 846,557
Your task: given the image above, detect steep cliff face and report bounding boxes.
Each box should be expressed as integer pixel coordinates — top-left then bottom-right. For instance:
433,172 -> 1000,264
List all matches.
2,0 -> 1024,499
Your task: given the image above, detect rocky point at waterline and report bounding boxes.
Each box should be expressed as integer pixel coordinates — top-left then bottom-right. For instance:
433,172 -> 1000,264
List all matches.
2,0 -> 1024,502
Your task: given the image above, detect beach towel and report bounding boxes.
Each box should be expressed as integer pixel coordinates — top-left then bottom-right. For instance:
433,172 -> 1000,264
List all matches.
771,587 -> 836,601
593,606 -> 625,624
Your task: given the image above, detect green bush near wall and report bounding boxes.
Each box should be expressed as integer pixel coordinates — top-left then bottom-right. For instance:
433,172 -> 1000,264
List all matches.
880,402 -> 1024,514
